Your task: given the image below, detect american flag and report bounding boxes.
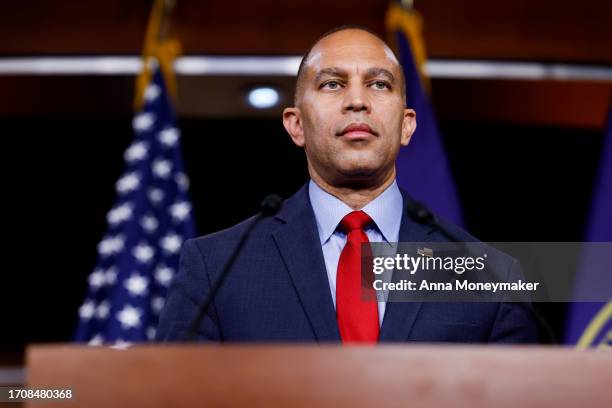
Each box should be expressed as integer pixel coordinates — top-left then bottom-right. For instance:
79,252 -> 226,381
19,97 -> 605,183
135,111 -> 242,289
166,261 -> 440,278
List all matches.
74,66 -> 196,347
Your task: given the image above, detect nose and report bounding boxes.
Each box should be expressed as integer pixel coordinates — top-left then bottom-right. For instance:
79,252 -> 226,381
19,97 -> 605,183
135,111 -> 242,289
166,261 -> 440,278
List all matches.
342,85 -> 371,114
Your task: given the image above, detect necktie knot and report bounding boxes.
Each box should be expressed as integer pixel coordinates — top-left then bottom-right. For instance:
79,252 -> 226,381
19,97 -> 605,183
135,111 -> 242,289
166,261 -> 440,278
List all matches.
340,211 -> 373,232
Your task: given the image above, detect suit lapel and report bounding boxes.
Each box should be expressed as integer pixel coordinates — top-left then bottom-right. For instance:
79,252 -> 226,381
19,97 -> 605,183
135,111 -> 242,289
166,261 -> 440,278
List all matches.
271,184 -> 341,342
378,190 -> 434,342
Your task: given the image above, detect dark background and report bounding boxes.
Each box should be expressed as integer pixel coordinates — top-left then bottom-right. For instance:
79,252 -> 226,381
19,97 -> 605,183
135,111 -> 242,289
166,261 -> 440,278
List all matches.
1,0 -> 610,364
1,114 -> 603,359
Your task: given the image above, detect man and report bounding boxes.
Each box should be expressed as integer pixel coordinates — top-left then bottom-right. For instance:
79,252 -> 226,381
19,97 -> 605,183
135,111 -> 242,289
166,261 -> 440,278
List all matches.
157,26 -> 538,343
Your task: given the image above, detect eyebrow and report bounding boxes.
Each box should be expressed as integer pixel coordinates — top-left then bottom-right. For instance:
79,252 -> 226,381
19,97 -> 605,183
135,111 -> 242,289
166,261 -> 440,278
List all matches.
365,67 -> 396,83
313,66 -> 396,84
314,67 -> 348,84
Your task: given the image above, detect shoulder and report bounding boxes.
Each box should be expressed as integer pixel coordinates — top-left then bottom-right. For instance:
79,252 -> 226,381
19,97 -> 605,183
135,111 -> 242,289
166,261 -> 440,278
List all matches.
185,214 -> 280,259
432,216 -> 518,275
399,188 -> 517,270
184,182 -> 312,259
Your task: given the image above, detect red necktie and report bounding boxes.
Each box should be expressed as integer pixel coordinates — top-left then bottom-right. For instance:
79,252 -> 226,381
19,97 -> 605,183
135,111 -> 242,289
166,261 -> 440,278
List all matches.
336,211 -> 379,343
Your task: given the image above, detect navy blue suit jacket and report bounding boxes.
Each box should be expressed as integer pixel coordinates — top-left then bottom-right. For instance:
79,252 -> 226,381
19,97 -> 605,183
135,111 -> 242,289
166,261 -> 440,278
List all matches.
157,183 -> 538,343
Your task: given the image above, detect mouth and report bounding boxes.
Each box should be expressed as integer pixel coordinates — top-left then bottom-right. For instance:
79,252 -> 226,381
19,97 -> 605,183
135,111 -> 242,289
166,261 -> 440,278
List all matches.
337,123 -> 377,140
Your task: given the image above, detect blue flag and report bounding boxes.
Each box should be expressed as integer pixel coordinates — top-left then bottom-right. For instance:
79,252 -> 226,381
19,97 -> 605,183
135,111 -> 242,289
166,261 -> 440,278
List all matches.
74,67 -> 196,346
386,2 -> 464,225
564,105 -> 612,348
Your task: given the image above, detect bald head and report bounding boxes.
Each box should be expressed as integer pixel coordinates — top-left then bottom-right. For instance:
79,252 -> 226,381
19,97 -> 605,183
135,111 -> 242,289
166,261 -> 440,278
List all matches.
294,26 -> 406,106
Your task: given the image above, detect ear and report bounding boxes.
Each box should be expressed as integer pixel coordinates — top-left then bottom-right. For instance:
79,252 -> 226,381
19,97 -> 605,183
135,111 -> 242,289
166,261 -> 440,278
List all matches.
282,107 -> 305,147
400,108 -> 416,146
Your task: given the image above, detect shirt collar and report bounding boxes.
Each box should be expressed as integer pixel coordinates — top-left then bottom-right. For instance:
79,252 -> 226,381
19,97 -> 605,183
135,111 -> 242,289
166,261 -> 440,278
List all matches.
308,179 -> 403,245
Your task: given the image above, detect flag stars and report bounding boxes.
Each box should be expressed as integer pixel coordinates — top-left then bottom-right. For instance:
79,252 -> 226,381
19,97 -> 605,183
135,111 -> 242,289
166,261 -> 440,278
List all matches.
169,201 -> 191,222
107,203 -> 133,225
146,326 -> 157,340
140,215 -> 159,233
158,127 -> 180,147
88,334 -> 104,346
148,188 -> 165,204
79,301 -> 96,320
160,233 -> 182,254
144,84 -> 161,102
132,112 -> 155,132
111,339 -> 133,350
124,141 -> 149,162
98,234 -> 125,256
105,267 -> 118,285
175,172 -> 190,191
151,296 -> 165,314
153,159 -> 173,179
116,305 -> 142,329
132,242 -> 155,264
155,265 -> 174,286
96,300 -> 111,319
124,273 -> 149,296
116,172 -> 140,194
88,269 -> 106,289
88,267 -> 116,289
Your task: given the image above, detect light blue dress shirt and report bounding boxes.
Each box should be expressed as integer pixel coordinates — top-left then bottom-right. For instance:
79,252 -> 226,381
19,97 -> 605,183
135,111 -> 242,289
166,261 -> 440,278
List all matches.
308,179 -> 403,327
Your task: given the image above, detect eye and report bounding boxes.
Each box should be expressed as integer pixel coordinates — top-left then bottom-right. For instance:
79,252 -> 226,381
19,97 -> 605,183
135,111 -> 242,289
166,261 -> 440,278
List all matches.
371,80 -> 390,90
321,81 -> 341,90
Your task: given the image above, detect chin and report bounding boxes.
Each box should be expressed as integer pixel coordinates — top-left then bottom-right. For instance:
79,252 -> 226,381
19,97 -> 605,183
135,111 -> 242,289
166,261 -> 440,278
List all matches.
336,165 -> 380,183
339,158 -> 381,174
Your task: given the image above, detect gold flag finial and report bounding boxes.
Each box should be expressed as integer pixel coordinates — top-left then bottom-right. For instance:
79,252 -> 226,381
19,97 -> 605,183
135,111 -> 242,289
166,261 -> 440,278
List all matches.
133,0 -> 181,110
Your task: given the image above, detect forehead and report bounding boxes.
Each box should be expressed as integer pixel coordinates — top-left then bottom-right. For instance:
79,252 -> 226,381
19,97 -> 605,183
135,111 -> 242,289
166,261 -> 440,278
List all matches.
305,30 -> 399,75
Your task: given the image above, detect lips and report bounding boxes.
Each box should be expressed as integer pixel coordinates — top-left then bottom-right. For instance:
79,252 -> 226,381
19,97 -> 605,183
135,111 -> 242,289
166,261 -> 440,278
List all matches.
338,123 -> 377,138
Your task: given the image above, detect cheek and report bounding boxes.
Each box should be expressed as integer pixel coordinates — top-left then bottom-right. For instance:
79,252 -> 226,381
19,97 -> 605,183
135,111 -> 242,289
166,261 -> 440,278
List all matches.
301,116 -> 332,160
372,95 -> 404,131
302,105 -> 326,133
379,106 -> 405,139
312,106 -> 336,134
303,110 -> 336,146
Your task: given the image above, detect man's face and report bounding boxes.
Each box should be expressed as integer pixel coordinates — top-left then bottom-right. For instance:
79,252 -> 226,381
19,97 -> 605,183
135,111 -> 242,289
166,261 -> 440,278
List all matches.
284,29 -> 416,187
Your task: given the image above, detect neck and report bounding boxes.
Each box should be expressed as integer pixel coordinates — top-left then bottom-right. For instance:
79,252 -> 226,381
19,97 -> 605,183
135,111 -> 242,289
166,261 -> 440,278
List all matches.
310,166 -> 396,210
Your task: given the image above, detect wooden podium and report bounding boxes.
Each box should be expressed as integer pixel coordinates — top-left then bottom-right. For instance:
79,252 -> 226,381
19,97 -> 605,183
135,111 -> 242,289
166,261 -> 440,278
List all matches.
26,345 -> 612,408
